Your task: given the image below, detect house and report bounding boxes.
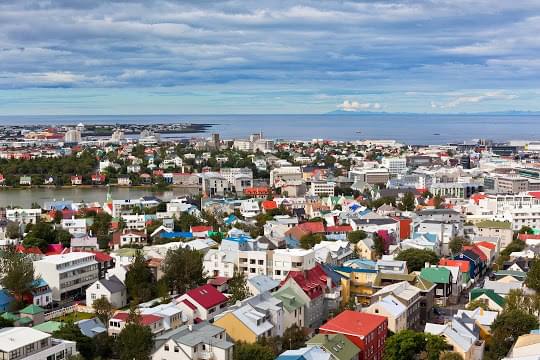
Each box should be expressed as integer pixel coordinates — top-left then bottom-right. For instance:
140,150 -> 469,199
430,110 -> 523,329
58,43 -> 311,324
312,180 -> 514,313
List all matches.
247,275 -> 280,296
213,303 -> 274,343
504,334 -> 540,359
31,279 -> 53,308
61,217 -> 87,235
110,229 -> 147,249
85,275 -> 127,309
70,175 -> 83,185
420,267 -> 453,306
306,333 -> 361,360
76,318 -> 107,338
6,208 -> 41,224
439,258 -> 472,289
176,284 -> 229,323
19,175 -> 32,186
468,289 -> 505,312
0,327 -> 77,359
91,173 -> 106,184
152,322 -> 234,360
19,304 -> 45,326
475,220 -> 513,249
117,176 -> 131,186
375,258 -> 408,275
277,346 -> 332,360
363,294 -> 407,333
425,317 -> 485,360
456,308 -> 498,337
272,284 -> 308,330
0,290 -> 14,312
140,303 -> 184,331
70,234 -> 98,251
108,312 -> 164,337
356,237 -> 376,260
319,310 -> 388,360
314,240 -> 354,266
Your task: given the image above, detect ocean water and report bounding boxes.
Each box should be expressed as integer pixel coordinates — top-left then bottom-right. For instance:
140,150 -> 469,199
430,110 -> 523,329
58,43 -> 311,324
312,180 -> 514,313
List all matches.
0,114 -> 539,144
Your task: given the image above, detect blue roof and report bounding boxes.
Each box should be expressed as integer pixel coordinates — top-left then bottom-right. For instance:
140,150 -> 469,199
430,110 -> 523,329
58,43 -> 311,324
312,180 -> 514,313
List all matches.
332,266 -> 378,274
223,235 -> 251,244
159,232 -> 193,239
32,279 -> 49,288
0,290 -> 14,305
343,258 -> 377,269
247,275 -> 279,293
224,214 -> 238,225
413,232 -> 438,243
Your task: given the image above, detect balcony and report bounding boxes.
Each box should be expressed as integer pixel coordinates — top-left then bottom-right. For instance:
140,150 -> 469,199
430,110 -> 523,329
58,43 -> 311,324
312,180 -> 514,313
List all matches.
197,350 -> 214,360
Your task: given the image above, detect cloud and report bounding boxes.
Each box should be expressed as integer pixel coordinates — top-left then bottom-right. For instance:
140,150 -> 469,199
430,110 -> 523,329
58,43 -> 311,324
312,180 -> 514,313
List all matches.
338,100 -> 382,111
431,91 -> 518,108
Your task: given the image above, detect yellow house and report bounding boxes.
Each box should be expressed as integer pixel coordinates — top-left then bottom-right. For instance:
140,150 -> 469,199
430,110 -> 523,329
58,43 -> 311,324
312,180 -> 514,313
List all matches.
356,238 -> 376,260
214,303 -> 274,343
334,266 -> 378,306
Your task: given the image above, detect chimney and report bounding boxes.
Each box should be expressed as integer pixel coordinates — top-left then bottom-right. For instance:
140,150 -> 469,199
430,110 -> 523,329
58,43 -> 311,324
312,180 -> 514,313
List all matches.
188,324 -> 193,331
425,262 -> 430,268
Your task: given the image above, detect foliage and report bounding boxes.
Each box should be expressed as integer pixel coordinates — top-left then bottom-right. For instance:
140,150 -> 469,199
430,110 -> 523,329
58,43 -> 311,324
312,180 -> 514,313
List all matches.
281,325 -> 308,351
485,309 -> 539,360
0,317 -> 14,328
0,246 -> 35,306
398,191 -> 416,211
439,352 -> 464,360
228,270 -> 250,304
424,333 -> 450,360
433,194 -> 444,209
53,322 -> 95,359
466,299 -> 489,311
162,247 -> 206,294
448,236 -> 469,255
525,258 -> 540,292
395,249 -> 439,272
234,342 -> 275,360
22,221 -> 73,250
518,225 -> 534,234
370,196 -> 397,210
300,233 -> 326,249
125,250 -> 155,303
384,330 -> 449,360
88,211 -> 113,249
5,222 -> 20,239
92,297 -> 114,325
115,323 -> 154,360
174,212 -> 202,232
92,333 -> 115,359
373,234 -> 386,258
347,230 -> 367,244
503,288 -> 540,316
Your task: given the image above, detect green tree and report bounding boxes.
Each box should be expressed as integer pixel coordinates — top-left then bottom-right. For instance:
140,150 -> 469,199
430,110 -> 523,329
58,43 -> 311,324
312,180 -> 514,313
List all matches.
0,246 -> 35,307
228,270 -> 250,304
395,249 -> 439,272
433,194 -> 444,209
281,325 -> 307,351
466,299 -> 489,311
5,222 -> 20,239
448,236 -> 469,255
92,297 -> 113,325
53,322 -> 95,359
115,322 -> 154,360
439,352 -> 464,360
300,233 -> 326,249
0,317 -> 14,328
384,330 -> 426,360
347,230 -> 367,244
399,192 -> 416,211
424,333 -> 450,360
162,247 -> 206,294
92,333 -> 115,359
374,234 -> 385,258
125,250 -> 155,302
526,258 -> 540,292
486,309 -> 539,359
89,212 -> 113,249
234,342 -> 275,360
174,212 -> 201,232
518,225 -> 534,234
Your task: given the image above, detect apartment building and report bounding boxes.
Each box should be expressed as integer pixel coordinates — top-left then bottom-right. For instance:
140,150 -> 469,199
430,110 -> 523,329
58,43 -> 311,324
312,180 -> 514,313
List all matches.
0,327 -> 77,360
34,252 -> 99,301
310,180 -> 336,197
272,248 -> 316,281
6,208 -> 41,224
349,167 -> 390,186
381,157 -> 407,175
269,166 -> 303,187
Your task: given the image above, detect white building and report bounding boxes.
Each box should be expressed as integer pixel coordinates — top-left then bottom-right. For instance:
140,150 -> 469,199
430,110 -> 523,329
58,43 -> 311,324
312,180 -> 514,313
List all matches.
272,249 -> 316,281
6,208 -> 41,224
270,167 -> 303,188
310,181 -> 336,197
64,129 -> 82,143
61,218 -> 87,235
0,327 -> 77,360
381,157 -> 407,175
85,275 -> 127,309
34,252 -> 99,301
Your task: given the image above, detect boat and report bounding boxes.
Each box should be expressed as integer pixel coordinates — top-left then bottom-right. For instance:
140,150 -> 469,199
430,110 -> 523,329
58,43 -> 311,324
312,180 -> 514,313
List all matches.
433,133 -> 440,135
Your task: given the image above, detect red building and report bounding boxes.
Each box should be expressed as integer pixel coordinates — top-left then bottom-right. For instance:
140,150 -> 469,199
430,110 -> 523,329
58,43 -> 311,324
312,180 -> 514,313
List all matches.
319,310 -> 388,360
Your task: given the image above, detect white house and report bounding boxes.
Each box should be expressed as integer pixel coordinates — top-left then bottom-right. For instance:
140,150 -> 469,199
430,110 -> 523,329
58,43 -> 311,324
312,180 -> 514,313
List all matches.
85,275 -> 127,309
0,327 -> 77,360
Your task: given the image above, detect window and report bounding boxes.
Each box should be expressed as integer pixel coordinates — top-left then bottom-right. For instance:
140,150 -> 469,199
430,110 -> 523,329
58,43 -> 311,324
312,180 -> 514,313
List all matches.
25,343 -> 35,353
174,347 -> 179,352
41,339 -> 49,348
164,345 -> 169,351
91,293 -> 96,300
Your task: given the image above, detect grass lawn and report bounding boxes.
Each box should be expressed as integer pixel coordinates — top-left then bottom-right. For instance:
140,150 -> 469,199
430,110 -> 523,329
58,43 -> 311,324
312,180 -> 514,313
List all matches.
54,311 -> 95,323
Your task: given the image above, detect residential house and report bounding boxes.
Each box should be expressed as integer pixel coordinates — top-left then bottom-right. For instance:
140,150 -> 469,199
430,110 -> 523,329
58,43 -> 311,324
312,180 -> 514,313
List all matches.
110,229 -> 147,250
85,275 -> 127,309
504,334 -> 540,359
475,220 -> 513,249
420,267 -> 453,306
272,284 -> 308,330
277,346 -> 332,360
109,312 -> 164,337
468,289 -> 505,312
176,284 -> 229,323
0,327 -> 77,359
213,303 -> 274,343
363,295 -> 407,333
247,275 -> 280,296
306,333 -> 361,360
425,317 -> 484,360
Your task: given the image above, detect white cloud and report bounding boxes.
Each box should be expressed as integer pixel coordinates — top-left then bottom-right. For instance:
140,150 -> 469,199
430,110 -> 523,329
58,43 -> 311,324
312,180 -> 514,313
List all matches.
337,100 -> 382,111
431,91 -> 518,108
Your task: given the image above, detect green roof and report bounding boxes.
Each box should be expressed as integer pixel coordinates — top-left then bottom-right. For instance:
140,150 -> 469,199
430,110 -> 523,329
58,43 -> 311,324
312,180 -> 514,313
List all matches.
20,304 -> 45,315
476,220 -> 512,230
494,270 -> 527,279
33,321 -> 63,333
420,267 -> 451,284
18,317 -> 33,325
413,276 -> 436,291
1,312 -> 19,321
272,285 -> 307,312
306,334 -> 360,360
470,288 -> 505,307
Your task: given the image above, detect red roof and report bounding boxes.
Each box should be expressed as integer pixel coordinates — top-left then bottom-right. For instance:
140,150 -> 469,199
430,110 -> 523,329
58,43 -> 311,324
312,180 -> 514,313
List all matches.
474,241 -> 496,250
470,193 -> 487,204
463,245 -> 488,262
518,234 -> 540,241
182,299 -> 197,310
529,191 -> 540,199
298,221 -> 325,234
439,258 -> 470,273
191,225 -> 213,233
112,312 -> 162,326
185,284 -> 228,309
16,245 -> 43,255
261,200 -> 278,210
281,263 -> 331,300
243,187 -> 269,196
325,225 -> 353,233
320,310 -> 387,337
208,277 -> 229,286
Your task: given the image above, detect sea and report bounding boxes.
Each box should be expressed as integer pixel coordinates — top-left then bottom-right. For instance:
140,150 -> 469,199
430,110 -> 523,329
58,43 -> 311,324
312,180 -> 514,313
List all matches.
1,113 -> 540,145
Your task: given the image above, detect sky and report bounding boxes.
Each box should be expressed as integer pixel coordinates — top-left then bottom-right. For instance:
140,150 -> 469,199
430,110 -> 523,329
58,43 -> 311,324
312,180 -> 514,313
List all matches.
1,0 -> 540,115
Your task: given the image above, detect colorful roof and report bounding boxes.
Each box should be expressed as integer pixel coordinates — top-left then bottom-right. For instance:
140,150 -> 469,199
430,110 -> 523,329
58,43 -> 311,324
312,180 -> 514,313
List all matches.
325,225 -> 353,233
298,221 -> 325,233
463,245 -> 488,262
282,263 -> 333,300
320,310 -> 387,337
306,333 -> 361,359
420,267 -> 451,284
476,220 -> 512,229
474,241 -> 496,250
185,284 -> 228,309
190,226 -> 213,233
112,312 -> 162,326
33,321 -> 63,333
438,258 -> 470,273
261,200 -> 278,210
20,304 -> 45,315
470,288 -> 505,307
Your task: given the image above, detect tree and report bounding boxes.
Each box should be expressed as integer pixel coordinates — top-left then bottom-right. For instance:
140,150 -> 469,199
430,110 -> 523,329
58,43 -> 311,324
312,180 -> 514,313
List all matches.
53,322 -> 94,359
384,330 -> 426,360
526,258 -> 540,292
0,317 -> 13,328
433,194 -> 444,209
347,230 -> 367,244
424,333 -> 450,360
395,249 -> 439,272
448,236 -> 469,255
0,246 -> 35,307
162,247 -> 206,294
92,333 -> 115,359
281,325 -> 307,351
125,250 -> 155,303
300,233 -> 326,249
439,352 -> 464,360
228,270 -> 250,304
93,297 -> 113,325
234,342 -> 275,360
399,192 -> 416,211
5,222 -> 20,239
466,299 -> 489,311
486,309 -> 539,359
115,322 -> 154,360
373,234 -> 385,258
518,225 -> 534,234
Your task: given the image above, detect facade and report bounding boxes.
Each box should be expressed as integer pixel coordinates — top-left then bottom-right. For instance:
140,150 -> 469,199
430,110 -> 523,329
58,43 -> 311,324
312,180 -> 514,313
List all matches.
34,252 -> 99,301
85,275 -> 127,309
6,208 -> 41,224
0,327 -> 77,360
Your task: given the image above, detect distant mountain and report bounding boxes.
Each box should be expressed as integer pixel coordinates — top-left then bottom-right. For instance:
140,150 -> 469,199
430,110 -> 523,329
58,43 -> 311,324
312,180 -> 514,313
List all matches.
325,109 -> 540,116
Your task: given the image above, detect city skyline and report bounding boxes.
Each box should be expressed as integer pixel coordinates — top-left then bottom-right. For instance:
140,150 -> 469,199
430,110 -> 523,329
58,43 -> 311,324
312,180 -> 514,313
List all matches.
1,1 -> 540,115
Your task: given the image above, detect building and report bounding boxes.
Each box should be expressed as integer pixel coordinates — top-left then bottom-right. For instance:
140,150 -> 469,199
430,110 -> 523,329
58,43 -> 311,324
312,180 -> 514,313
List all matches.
0,327 -> 77,360
305,333 -> 361,360
363,295 -> 406,333
152,322 -> 234,360
381,157 -> 407,175
176,284 -> 229,323
34,252 -> 99,301
85,275 -> 127,309
310,181 -> 336,197
272,248 -> 316,281
319,310 -> 388,360
6,208 -> 41,224
475,220 -> 513,248
213,303 -> 274,343
108,312 -> 164,337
